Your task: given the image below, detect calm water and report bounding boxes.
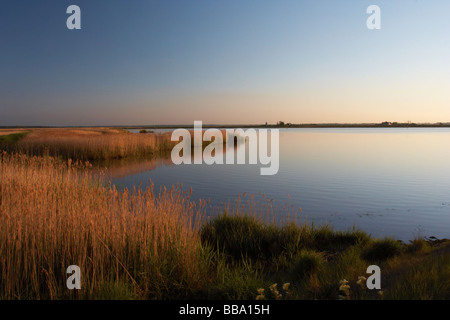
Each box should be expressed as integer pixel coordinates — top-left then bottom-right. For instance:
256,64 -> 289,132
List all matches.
113,128 -> 450,241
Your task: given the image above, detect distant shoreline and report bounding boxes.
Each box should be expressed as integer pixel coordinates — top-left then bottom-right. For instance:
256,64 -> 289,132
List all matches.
124,122 -> 450,130
1,122 -> 450,129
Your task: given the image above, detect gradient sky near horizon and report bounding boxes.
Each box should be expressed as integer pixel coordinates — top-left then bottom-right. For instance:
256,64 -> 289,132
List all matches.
1,0 -> 450,126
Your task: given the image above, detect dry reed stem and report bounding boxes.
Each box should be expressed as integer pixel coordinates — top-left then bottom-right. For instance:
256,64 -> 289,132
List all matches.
0,152 -> 206,299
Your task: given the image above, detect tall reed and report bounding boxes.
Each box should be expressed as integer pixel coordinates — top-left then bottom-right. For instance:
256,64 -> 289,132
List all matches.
14,129 -> 176,161
11,128 -> 229,162
0,152 -> 207,299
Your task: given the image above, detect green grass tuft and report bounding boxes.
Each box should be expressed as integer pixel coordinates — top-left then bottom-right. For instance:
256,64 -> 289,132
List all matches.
291,249 -> 325,281
0,132 -> 30,149
361,238 -> 403,262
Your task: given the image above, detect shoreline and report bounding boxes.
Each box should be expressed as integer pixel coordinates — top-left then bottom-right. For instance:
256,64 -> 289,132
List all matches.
2,122 -> 450,130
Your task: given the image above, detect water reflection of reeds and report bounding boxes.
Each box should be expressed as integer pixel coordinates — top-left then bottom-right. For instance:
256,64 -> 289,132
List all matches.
95,156 -> 174,179
95,134 -> 246,179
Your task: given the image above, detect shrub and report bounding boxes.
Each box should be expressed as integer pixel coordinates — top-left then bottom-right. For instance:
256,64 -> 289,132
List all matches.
405,238 -> 432,254
292,249 -> 325,281
362,238 -> 403,262
200,214 -> 279,261
311,226 -> 370,252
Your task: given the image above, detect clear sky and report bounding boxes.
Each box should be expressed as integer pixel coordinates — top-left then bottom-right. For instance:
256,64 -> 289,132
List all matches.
1,0 -> 450,126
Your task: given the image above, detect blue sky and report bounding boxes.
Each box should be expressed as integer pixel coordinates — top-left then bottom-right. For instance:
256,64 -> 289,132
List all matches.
1,0 -> 450,126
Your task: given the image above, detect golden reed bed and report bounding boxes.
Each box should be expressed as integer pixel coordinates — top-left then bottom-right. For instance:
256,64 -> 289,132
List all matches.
12,128 -> 176,161
0,152 -> 207,299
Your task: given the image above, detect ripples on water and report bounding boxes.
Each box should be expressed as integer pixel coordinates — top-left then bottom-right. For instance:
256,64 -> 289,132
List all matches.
112,128 -> 450,241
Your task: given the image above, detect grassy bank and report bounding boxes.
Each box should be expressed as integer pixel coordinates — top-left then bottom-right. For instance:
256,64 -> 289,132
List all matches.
2,128 -> 230,162
0,151 -> 449,300
200,214 -> 450,300
6,128 -> 176,161
0,131 -> 31,148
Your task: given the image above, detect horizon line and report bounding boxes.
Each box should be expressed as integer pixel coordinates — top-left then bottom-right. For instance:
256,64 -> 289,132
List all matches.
2,121 -> 450,129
